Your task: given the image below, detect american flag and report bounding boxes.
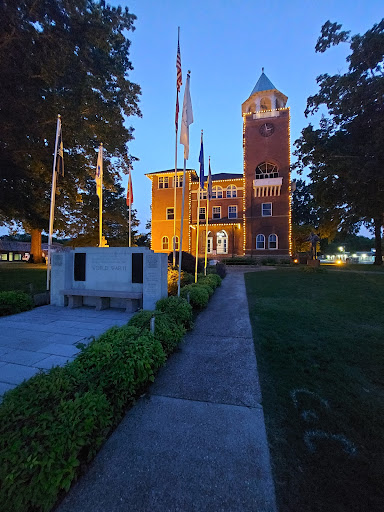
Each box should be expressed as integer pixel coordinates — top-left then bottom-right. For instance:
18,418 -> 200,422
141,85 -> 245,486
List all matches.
175,29 -> 182,131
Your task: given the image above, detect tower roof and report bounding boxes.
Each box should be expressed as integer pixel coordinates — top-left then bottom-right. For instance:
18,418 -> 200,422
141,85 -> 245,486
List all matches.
250,70 -> 276,95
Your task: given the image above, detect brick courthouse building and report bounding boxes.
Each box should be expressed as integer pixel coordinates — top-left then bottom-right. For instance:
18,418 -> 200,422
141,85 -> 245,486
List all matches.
146,71 -> 292,259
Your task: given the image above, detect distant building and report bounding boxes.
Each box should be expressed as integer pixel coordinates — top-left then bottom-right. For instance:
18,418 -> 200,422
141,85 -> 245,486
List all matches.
0,241 -> 64,262
146,70 -> 292,259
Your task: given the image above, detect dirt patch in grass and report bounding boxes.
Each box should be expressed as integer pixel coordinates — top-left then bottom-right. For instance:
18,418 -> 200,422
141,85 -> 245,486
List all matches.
245,269 -> 384,512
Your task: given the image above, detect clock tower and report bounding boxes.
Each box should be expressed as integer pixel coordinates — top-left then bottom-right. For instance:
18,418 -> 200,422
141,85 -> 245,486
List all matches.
242,70 -> 291,258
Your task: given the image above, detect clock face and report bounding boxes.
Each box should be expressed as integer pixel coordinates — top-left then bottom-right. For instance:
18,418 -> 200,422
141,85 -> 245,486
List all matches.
259,123 -> 275,137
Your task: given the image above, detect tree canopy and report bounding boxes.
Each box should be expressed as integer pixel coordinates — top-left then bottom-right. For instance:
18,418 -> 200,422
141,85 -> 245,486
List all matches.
0,0 -> 141,259
294,19 -> 384,264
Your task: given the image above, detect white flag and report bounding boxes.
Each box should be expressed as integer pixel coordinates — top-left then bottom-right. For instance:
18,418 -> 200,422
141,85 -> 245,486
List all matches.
96,144 -> 103,198
180,72 -> 193,159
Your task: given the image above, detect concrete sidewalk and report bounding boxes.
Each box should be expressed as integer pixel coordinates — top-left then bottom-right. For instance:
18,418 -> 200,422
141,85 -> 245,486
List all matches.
0,306 -> 132,397
58,271 -> 277,512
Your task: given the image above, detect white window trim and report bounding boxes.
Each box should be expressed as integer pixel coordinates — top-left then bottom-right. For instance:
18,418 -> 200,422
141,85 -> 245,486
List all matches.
158,176 -> 170,189
228,205 -> 237,219
212,206 -> 221,219
166,207 -> 174,220
172,235 -> 179,251
212,186 -> 223,199
176,175 -> 183,188
262,202 -> 272,217
256,234 -> 265,250
199,206 -> 206,220
268,234 -> 278,250
226,185 -> 237,198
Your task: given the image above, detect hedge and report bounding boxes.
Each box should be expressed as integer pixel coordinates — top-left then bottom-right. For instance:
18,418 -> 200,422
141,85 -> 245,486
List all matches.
0,280 -> 223,512
0,291 -> 33,317
180,283 -> 210,309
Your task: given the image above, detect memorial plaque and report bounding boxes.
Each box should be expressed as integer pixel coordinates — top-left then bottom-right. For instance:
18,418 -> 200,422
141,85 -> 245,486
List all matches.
74,253 -> 86,281
132,253 -> 144,283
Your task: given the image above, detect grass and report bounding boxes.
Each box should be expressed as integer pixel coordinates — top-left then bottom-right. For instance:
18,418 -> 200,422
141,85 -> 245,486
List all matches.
245,268 -> 384,512
0,263 -> 47,294
324,263 -> 384,272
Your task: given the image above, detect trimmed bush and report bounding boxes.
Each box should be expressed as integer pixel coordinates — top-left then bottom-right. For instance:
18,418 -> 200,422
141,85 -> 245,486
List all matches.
0,326 -> 166,512
167,266 -> 193,296
156,296 -> 193,330
0,291 -> 33,317
180,284 -> 210,310
73,326 -> 166,416
128,310 -> 185,355
198,274 -> 222,289
168,251 -> 203,275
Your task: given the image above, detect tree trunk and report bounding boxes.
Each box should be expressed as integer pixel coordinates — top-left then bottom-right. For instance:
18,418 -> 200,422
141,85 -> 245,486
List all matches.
373,218 -> 382,265
30,228 -> 43,263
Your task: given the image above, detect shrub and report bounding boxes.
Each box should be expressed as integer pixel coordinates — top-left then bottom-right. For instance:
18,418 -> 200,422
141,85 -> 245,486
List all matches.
198,274 -> 222,289
215,262 -> 226,278
260,258 -> 278,266
128,310 -> 185,355
156,295 -> 193,330
167,266 -> 193,296
168,251 -> 203,275
0,291 -> 33,317
180,284 -> 210,310
73,326 -> 166,416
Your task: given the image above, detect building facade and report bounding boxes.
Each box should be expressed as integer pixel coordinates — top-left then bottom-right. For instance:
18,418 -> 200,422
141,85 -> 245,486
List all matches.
147,71 -> 291,260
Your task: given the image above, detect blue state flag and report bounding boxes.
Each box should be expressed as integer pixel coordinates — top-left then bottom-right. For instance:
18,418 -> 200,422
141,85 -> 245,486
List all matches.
198,132 -> 204,189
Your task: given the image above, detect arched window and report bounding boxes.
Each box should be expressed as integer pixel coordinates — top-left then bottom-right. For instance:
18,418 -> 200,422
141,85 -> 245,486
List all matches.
207,231 -> 213,253
255,162 -> 279,180
256,234 -> 265,250
226,185 -> 237,198
172,236 -> 179,251
216,230 -> 228,254
162,236 -> 169,251
212,186 -> 223,199
260,97 -> 271,111
268,234 -> 278,249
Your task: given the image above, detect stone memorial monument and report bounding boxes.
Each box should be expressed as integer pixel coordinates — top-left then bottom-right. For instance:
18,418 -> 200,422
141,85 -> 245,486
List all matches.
50,247 -> 168,312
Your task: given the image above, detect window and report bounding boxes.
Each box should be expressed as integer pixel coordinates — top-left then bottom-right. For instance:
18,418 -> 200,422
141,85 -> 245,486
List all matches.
176,175 -> 183,187
166,207 -> 174,220
212,186 -> 223,199
199,188 -> 207,200
162,236 -> 169,250
212,206 -> 221,219
158,176 -> 169,189
226,185 -> 237,198
255,162 -> 279,180
207,232 -> 213,253
256,234 -> 265,250
199,207 -> 206,220
1,254 -> 7,261
14,254 -> 21,261
262,203 -> 272,216
268,234 -> 278,249
228,206 -> 237,219
172,236 -> 179,251
260,97 -> 272,110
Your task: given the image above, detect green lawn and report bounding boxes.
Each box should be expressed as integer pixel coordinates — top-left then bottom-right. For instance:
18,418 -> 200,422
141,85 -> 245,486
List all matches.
245,268 -> 384,512
323,263 -> 384,272
0,263 -> 47,294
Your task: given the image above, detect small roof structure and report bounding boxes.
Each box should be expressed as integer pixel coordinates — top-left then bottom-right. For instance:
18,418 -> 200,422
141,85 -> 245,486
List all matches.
250,70 -> 276,95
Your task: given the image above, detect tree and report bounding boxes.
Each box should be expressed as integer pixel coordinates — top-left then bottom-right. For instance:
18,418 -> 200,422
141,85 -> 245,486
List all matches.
0,0 -> 141,261
294,20 -> 384,264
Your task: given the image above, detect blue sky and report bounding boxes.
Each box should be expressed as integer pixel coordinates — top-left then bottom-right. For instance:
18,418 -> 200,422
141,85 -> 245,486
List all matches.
112,0 -> 382,236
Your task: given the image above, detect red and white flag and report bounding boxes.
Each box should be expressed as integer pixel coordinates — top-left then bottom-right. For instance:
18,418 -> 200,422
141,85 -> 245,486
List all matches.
175,28 -> 182,132
126,169 -> 133,206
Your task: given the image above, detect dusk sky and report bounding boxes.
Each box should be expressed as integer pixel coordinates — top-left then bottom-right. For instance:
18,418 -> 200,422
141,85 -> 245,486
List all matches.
112,0 -> 382,236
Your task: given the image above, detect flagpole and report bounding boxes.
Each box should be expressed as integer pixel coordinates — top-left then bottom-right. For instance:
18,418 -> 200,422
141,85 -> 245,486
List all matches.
195,184 -> 201,283
173,26 -> 181,267
177,157 -> 187,296
98,144 -> 103,247
129,168 -> 132,247
204,156 -> 210,276
47,114 -> 61,291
